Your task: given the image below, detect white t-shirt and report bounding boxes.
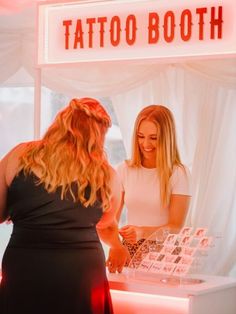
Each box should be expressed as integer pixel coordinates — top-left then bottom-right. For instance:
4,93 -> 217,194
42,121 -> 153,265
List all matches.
116,162 -> 191,227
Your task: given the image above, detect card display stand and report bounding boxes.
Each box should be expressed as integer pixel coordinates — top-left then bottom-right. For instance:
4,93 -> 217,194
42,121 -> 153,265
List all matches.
127,227 -> 221,281
108,227 -> 236,314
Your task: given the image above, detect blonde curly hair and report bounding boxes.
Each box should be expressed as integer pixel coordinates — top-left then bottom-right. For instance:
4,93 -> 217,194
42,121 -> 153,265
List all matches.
19,97 -> 112,211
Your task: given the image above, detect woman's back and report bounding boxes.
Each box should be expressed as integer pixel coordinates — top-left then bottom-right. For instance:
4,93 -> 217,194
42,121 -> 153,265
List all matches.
8,170 -> 103,232
1,166 -> 113,314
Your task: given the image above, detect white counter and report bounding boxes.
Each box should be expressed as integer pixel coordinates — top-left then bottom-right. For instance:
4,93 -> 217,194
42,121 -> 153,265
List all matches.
108,269 -> 236,314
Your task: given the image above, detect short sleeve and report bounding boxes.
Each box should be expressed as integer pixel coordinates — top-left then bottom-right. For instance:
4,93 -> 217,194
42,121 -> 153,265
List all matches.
170,165 -> 192,196
96,167 -> 122,229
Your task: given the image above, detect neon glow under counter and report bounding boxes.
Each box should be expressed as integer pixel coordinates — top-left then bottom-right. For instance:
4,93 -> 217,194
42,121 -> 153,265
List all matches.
108,269 -> 236,314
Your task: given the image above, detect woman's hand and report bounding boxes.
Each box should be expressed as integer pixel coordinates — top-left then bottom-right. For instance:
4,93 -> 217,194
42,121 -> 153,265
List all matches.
106,244 -> 130,273
119,225 -> 143,244
96,220 -> 131,273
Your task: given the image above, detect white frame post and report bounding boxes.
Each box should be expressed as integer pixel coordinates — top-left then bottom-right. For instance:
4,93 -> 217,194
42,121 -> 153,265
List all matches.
34,67 -> 41,140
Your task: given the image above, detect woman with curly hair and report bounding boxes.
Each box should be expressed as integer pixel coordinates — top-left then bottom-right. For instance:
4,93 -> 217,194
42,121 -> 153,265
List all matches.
0,97 -> 129,314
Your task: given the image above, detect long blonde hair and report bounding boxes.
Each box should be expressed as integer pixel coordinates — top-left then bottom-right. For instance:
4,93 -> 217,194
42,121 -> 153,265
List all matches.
19,97 -> 112,211
129,105 -> 183,206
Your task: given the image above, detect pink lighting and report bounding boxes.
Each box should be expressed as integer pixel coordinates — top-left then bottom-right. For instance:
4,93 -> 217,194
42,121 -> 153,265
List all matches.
62,7 -> 223,50
37,0 -> 236,65
110,289 -> 189,314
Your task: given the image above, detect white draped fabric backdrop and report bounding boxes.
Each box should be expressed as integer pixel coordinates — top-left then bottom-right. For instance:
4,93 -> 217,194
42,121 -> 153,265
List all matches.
0,1 -> 236,276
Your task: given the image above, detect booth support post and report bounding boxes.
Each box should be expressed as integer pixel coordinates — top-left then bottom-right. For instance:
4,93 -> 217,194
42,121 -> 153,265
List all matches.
34,67 -> 41,139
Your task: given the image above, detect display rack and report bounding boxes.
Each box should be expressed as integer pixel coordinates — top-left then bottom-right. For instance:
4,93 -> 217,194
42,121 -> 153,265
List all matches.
127,226 -> 221,282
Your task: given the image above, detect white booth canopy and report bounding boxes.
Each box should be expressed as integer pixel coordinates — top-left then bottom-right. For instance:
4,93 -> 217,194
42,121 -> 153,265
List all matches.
0,0 -> 236,276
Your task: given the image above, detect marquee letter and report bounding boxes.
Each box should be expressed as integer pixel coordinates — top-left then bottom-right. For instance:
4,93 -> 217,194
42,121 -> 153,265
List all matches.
148,12 -> 159,44
125,15 -> 137,45
97,17 -> 107,47
74,19 -> 84,49
110,16 -> 121,46
180,9 -> 192,41
210,6 -> 223,39
63,20 -> 72,49
87,18 -> 96,48
163,11 -> 175,43
196,7 -> 207,40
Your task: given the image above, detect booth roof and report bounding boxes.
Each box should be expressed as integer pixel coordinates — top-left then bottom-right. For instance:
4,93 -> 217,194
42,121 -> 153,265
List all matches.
0,0 -> 235,97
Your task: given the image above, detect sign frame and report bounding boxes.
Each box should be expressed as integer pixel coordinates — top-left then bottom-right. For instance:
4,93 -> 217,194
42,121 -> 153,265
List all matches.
37,0 -> 236,66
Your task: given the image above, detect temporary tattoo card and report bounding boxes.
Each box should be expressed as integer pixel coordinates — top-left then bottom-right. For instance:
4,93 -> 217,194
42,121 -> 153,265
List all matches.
179,227 -> 193,236
160,245 -> 175,254
163,254 -> 177,263
164,234 -> 178,245
179,255 -> 194,266
174,256 -> 182,263
137,260 -> 153,272
181,246 -> 197,257
171,246 -> 182,255
156,253 -> 165,262
149,261 -> 163,274
160,263 -> 176,275
193,228 -> 208,238
173,264 -> 191,277
179,236 -> 193,247
143,252 -> 159,262
197,236 -> 213,250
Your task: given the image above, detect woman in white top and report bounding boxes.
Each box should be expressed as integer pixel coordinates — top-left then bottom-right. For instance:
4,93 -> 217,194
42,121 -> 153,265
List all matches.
116,105 -> 191,257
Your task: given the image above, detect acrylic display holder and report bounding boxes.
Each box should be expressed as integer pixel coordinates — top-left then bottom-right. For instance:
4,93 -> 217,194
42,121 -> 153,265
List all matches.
126,227 -> 222,285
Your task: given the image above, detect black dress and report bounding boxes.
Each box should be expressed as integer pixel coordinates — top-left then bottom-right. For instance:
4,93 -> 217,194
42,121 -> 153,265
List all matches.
0,171 -> 113,314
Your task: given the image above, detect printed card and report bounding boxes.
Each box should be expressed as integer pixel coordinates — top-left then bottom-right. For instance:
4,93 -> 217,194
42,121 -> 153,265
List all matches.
137,260 -> 153,272
143,252 -> 159,261
156,253 -> 165,262
163,254 -> 177,263
179,236 -> 193,247
160,245 -> 174,254
164,234 -> 178,245
193,228 -> 208,238
171,246 -> 182,255
198,236 -> 212,249
179,227 -> 193,236
149,261 -> 163,274
160,263 -> 176,275
181,247 -> 197,257
174,256 -> 182,263
173,264 -> 191,277
179,255 -> 194,266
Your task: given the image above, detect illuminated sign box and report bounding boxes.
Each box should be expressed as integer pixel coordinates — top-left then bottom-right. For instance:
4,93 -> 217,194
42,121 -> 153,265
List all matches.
37,0 -> 236,65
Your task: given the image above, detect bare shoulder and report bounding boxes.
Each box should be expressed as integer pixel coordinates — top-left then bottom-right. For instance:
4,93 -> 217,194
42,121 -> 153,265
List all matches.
3,142 -> 30,186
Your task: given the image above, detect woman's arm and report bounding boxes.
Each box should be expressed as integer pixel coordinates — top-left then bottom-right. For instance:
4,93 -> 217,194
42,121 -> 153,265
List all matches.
119,194 -> 191,243
116,191 -> 125,223
96,167 -> 130,272
97,221 -> 130,273
0,143 -> 27,223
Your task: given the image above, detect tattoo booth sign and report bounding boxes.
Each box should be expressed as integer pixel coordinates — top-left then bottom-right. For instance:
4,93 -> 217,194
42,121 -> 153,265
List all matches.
37,0 -> 236,65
